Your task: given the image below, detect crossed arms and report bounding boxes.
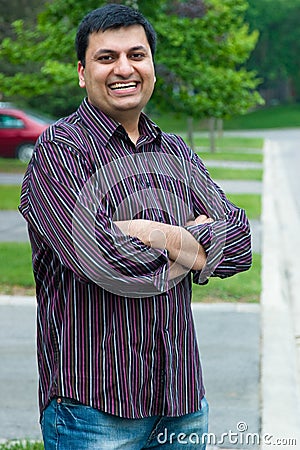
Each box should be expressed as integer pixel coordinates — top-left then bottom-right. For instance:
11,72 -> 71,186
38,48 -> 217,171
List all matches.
116,215 -> 213,279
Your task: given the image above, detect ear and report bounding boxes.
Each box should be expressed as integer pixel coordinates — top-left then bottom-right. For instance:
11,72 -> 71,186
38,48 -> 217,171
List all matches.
77,61 -> 86,88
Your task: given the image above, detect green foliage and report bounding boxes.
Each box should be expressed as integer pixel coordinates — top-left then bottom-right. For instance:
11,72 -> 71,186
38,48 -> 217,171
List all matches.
0,0 -> 262,119
154,0 -> 263,118
246,0 -> 300,100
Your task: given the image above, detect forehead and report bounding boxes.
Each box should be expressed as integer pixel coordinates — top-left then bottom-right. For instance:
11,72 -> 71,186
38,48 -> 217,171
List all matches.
86,24 -> 150,53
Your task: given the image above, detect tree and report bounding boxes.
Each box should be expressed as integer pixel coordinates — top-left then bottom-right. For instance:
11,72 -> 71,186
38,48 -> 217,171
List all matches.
152,0 -> 262,149
0,0 -> 166,115
0,0 -> 262,137
0,0 -> 47,101
246,0 -> 300,103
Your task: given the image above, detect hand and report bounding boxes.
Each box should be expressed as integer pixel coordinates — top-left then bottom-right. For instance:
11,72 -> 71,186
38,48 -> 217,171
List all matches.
115,219 -> 207,270
185,214 -> 214,227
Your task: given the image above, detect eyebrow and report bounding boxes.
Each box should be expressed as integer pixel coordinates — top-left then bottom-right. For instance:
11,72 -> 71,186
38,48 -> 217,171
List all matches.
94,45 -> 148,57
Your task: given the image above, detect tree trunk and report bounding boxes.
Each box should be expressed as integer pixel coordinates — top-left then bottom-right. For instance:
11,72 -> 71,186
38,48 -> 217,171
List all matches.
217,118 -> 223,138
209,117 -> 216,153
187,116 -> 194,151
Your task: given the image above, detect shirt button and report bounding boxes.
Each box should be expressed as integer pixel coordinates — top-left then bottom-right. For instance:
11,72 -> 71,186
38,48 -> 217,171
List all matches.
57,397 -> 62,404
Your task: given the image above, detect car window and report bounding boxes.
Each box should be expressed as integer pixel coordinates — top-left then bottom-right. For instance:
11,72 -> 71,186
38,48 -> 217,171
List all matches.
0,114 -> 25,129
25,111 -> 53,124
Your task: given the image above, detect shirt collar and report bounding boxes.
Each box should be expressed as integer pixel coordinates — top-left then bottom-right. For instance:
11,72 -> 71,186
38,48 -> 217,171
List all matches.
77,97 -> 161,146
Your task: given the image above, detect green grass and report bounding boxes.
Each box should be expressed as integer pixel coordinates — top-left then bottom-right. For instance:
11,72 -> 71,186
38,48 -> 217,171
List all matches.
224,103 -> 300,130
227,193 -> 261,219
207,166 -> 263,181
152,103 -> 300,132
0,185 -> 21,210
0,443 -> 43,450
200,151 -> 263,163
0,158 -> 27,173
193,136 -> 264,150
0,242 -> 34,294
0,241 -> 261,302
193,253 -> 261,303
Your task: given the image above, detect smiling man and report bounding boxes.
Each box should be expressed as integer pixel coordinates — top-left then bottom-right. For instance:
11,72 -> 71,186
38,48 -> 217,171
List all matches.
19,4 -> 252,450
77,24 -> 156,143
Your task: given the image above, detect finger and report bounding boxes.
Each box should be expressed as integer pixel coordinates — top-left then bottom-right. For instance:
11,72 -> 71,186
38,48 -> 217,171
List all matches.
195,215 -> 214,224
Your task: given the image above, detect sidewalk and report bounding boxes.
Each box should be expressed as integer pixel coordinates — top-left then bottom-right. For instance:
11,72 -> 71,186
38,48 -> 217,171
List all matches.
260,139 -> 300,449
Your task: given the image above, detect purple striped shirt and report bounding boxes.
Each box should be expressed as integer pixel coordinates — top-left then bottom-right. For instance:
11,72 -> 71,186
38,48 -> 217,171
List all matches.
19,98 -> 252,419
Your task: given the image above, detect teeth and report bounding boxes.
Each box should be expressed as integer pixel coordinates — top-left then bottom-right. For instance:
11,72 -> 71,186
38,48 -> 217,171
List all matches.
110,82 -> 137,90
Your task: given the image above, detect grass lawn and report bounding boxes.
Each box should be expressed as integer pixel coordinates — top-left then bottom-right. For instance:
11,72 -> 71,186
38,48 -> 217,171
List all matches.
192,253 -> 261,303
0,238 -> 261,301
0,242 -> 35,295
227,193 -> 261,219
0,443 -> 43,450
207,166 -> 263,181
199,150 -> 263,163
152,103 -> 300,132
0,185 -> 21,210
193,136 -> 263,150
224,103 -> 300,130
0,158 -> 27,174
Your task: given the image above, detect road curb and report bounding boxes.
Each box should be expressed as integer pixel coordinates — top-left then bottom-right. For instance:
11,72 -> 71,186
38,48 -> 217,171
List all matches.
260,139 -> 300,449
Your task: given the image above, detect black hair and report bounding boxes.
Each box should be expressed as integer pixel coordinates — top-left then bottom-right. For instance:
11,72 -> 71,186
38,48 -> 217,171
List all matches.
75,4 -> 157,67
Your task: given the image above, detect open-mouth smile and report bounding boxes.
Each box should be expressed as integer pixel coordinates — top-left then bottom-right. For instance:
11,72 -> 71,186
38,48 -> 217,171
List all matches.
109,81 -> 139,91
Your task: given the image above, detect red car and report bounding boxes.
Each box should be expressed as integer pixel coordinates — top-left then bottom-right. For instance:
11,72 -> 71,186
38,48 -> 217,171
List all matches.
0,105 -> 50,161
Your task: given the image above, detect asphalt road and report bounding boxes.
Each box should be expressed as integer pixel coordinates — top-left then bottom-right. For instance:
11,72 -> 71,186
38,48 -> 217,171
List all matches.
0,297 -> 260,449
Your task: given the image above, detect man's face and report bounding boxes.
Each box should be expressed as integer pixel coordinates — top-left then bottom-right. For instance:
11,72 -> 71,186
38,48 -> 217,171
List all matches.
78,25 -> 156,123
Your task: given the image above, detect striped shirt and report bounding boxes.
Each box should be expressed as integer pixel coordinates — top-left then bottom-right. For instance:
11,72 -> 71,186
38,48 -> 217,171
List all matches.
19,98 -> 252,419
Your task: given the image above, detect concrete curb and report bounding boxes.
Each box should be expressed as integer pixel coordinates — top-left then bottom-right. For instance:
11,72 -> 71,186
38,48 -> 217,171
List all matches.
260,139 -> 300,449
0,295 -> 36,305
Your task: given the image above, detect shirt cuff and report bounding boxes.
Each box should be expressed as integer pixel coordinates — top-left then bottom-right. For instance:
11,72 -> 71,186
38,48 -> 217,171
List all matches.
185,222 -> 226,284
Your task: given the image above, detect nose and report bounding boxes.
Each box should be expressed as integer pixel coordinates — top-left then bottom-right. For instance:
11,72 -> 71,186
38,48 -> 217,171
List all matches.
114,54 -> 134,78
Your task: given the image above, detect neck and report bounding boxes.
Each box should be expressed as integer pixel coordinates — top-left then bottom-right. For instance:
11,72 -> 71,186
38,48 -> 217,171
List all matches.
124,124 -> 140,144
116,111 -> 141,145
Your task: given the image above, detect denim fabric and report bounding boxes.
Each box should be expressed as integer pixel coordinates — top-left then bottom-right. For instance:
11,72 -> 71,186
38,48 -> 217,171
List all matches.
41,396 -> 209,449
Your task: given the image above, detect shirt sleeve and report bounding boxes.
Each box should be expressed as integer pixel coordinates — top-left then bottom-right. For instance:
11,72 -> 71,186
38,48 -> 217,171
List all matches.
184,145 -> 252,285
19,138 -> 169,295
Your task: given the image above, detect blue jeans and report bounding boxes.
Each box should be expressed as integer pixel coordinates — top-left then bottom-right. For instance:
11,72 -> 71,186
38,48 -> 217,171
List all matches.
41,396 -> 209,449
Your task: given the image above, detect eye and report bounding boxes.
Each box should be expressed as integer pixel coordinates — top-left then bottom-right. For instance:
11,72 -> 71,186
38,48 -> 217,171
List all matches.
97,55 -> 115,63
130,53 -> 146,60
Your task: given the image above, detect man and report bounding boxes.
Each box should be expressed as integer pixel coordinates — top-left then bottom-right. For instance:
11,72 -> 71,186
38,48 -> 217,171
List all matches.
19,4 -> 252,449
